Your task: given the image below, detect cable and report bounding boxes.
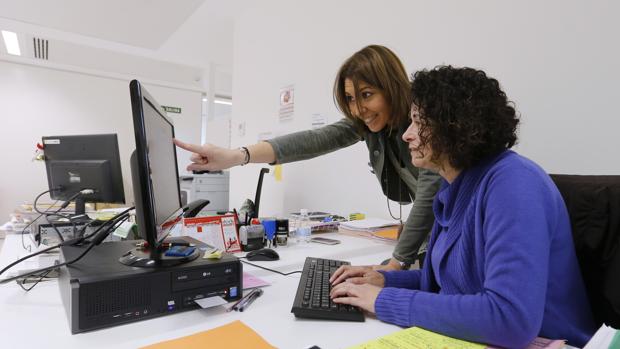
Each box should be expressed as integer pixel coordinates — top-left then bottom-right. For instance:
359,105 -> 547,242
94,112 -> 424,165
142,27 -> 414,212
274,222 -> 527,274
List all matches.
17,269 -> 54,292
240,258 -> 302,276
3,229 -> 102,285
0,207 -> 134,286
32,188 -> 85,216
386,195 -> 403,222
384,136 -> 404,224
20,211 -> 46,252
0,243 -> 61,277
20,187 -> 63,252
34,188 -> 92,240
99,215 -> 130,241
80,209 -> 132,243
75,218 -> 103,239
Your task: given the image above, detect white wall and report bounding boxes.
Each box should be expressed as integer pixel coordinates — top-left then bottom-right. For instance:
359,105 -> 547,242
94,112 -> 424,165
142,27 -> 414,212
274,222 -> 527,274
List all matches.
229,0 -> 620,219
0,60 -> 202,219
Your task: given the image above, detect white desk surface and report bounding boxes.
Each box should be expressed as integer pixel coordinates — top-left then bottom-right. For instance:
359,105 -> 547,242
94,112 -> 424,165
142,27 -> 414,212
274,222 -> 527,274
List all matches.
0,233 -> 401,349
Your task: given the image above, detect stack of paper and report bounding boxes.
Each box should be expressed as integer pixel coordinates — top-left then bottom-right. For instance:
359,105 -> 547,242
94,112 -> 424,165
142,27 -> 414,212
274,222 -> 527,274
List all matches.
338,218 -> 400,242
339,218 -> 400,232
584,324 -> 620,349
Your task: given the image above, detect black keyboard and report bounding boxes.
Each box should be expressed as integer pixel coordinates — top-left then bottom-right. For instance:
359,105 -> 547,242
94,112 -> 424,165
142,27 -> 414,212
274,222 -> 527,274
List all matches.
291,257 -> 365,321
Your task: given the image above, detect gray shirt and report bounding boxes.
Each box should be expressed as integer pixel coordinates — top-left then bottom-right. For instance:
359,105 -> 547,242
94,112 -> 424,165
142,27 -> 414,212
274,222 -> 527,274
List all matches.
265,118 -> 441,264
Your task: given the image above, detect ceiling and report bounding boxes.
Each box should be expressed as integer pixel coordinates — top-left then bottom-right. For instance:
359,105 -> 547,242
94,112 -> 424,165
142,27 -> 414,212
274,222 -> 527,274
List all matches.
0,0 -> 241,91
0,0 -> 206,49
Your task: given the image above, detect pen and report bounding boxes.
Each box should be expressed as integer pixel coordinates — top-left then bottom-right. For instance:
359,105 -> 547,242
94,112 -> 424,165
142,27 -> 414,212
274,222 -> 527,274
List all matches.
228,288 -> 259,312
235,288 -> 260,310
238,288 -> 263,312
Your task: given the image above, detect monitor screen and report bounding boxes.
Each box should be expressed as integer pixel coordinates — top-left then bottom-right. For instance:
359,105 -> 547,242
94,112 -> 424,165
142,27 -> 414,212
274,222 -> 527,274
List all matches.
143,99 -> 181,228
130,80 -> 183,246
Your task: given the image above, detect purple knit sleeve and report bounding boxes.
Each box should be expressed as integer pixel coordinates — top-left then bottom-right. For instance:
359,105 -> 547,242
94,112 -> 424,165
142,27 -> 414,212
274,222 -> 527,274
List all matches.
378,270 -> 422,289
375,287 -> 418,327
375,163 -> 556,349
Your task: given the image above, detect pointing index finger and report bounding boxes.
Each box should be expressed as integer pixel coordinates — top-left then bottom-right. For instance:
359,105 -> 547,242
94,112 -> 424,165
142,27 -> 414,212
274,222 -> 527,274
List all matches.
173,138 -> 201,153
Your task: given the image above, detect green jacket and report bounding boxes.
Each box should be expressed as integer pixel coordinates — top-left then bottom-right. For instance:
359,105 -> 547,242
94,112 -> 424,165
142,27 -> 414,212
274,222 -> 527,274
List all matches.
265,118 -> 441,264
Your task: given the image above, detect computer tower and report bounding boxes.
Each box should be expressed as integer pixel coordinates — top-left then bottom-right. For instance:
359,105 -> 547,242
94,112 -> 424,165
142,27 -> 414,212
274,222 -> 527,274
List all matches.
58,237 -> 242,333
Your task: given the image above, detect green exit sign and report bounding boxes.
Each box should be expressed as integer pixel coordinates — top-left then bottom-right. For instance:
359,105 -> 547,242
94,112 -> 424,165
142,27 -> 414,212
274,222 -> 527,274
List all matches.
162,106 -> 181,114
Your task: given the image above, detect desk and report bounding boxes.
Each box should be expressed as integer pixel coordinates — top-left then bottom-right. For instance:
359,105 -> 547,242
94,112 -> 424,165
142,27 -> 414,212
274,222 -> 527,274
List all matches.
0,233 -> 400,349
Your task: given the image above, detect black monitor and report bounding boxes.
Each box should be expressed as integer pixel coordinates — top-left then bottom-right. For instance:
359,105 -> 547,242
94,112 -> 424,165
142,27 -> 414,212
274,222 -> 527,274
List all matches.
120,79 -> 199,267
43,134 -> 125,216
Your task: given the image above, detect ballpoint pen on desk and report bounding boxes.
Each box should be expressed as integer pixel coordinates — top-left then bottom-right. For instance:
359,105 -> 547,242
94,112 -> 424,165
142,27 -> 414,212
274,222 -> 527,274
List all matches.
227,288 -> 259,312
238,288 -> 263,312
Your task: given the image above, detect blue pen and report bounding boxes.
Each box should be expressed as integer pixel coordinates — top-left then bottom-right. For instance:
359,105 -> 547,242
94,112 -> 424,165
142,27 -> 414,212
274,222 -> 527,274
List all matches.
238,288 -> 263,312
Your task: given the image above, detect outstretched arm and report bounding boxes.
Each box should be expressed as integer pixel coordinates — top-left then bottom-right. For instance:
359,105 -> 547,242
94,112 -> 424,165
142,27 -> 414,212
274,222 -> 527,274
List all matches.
173,139 -> 276,171
174,118 -> 362,171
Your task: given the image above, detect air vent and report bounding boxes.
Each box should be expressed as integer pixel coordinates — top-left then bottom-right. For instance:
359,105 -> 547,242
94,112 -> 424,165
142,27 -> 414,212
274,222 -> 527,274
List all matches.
83,278 -> 151,317
32,37 -> 49,60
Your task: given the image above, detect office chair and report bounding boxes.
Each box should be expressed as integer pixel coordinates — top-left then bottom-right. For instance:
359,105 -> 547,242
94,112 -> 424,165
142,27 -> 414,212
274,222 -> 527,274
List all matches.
550,174 -> 620,328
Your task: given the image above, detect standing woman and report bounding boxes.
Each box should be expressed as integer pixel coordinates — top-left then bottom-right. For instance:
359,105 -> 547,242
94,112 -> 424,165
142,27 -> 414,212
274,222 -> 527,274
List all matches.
174,45 -> 441,270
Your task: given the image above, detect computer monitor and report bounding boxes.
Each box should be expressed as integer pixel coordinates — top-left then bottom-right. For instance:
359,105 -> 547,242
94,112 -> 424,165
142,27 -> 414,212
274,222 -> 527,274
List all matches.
120,79 -> 199,267
42,134 -> 125,216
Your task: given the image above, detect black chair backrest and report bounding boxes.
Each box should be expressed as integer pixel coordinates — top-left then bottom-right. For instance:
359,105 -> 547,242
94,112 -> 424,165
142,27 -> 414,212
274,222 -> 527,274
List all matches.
550,174 -> 620,328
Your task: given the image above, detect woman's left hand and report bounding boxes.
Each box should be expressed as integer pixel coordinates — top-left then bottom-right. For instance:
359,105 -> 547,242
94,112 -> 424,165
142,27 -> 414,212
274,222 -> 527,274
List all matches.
330,282 -> 382,314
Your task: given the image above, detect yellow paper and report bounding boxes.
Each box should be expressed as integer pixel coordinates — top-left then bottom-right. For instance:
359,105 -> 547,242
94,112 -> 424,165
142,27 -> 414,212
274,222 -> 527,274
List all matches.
141,320 -> 276,349
203,249 -> 223,259
274,164 -> 282,182
348,327 -> 485,349
373,228 -> 399,240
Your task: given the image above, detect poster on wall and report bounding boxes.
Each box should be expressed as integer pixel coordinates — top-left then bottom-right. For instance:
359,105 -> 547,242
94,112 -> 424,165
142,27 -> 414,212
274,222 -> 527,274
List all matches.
279,85 -> 294,121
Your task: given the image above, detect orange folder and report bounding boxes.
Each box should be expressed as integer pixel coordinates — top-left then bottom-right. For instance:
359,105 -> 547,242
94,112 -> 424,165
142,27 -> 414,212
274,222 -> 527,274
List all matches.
141,320 -> 276,349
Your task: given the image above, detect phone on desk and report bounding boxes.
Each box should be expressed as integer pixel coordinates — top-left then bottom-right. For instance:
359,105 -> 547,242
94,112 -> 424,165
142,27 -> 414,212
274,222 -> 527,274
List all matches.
310,237 -> 341,245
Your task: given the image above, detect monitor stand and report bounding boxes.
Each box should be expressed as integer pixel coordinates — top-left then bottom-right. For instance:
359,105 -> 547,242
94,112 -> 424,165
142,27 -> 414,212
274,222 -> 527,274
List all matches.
68,197 -> 92,222
119,245 -> 200,268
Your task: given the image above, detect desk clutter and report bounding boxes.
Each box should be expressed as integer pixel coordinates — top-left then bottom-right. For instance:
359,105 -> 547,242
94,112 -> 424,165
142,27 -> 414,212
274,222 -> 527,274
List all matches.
177,208 -> 353,253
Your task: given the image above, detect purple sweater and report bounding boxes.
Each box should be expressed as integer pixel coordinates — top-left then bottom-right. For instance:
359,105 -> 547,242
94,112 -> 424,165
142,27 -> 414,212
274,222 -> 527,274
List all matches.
375,151 -> 597,348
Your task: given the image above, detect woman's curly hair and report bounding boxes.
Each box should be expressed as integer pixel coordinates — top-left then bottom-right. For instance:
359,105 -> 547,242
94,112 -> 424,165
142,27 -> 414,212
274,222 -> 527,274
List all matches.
411,66 -> 519,170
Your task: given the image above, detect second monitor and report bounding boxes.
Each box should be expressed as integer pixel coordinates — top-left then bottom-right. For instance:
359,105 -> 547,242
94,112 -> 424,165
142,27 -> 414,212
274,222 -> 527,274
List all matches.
43,133 -> 125,216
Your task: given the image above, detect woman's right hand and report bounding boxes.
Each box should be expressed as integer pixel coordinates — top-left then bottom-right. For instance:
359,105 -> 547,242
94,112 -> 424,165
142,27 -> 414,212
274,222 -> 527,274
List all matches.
329,265 -> 385,288
174,139 -> 244,171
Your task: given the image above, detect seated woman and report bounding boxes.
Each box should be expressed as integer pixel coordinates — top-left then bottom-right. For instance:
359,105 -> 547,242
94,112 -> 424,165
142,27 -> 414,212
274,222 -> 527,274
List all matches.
329,66 -> 597,348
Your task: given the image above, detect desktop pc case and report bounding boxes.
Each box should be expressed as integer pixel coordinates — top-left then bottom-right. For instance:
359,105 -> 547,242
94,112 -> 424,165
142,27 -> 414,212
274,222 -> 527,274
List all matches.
58,237 -> 242,334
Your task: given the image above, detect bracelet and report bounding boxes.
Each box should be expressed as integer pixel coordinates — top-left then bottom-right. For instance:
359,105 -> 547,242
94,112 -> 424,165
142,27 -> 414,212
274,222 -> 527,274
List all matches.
239,147 -> 250,166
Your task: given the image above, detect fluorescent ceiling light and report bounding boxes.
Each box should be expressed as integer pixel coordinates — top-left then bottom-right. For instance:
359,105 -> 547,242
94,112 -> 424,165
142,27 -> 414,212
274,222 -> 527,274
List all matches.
2,30 -> 21,56
214,99 -> 232,105
202,98 -> 207,102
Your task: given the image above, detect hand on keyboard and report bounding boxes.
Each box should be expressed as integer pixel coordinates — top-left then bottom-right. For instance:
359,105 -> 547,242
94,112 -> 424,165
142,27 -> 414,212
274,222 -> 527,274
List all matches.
330,282 -> 382,314
291,257 -> 365,321
329,265 -> 386,287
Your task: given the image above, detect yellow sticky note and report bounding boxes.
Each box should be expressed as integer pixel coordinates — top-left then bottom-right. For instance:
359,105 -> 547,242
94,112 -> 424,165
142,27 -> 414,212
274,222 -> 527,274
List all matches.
347,327 -> 485,349
274,164 -> 282,182
203,249 -> 223,259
